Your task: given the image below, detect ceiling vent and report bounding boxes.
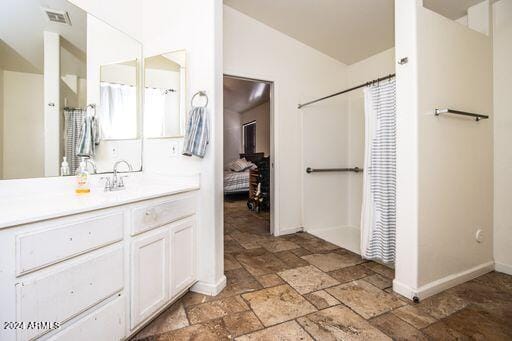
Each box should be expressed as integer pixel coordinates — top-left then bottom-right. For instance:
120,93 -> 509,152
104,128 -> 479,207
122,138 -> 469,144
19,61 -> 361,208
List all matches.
42,8 -> 72,25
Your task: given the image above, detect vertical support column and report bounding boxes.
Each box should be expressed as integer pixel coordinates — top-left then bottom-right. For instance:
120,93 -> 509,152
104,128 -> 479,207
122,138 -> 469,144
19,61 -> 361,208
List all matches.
43,31 -> 61,177
393,0 -> 421,300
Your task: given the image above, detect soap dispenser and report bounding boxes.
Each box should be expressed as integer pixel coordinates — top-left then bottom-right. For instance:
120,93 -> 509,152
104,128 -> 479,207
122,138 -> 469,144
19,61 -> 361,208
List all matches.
61,156 -> 70,176
75,158 -> 91,194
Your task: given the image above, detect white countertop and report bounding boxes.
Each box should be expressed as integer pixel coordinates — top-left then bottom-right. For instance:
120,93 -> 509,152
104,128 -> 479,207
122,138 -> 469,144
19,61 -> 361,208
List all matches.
0,172 -> 200,229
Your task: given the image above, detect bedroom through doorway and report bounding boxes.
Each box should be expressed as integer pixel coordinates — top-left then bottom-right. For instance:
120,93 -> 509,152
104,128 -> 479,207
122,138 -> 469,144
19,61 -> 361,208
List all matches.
223,75 -> 273,236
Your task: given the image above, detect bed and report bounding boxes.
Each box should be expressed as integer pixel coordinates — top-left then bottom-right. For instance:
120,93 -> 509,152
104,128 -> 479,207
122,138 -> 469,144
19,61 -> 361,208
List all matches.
223,153 -> 264,194
224,169 -> 251,194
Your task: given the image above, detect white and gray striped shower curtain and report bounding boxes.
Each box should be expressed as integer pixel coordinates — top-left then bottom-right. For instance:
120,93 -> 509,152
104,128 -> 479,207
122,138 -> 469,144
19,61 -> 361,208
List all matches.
64,108 -> 85,174
361,79 -> 396,263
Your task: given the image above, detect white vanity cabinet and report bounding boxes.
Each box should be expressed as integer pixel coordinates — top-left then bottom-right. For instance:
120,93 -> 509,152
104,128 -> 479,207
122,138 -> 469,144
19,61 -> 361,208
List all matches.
0,189 -> 198,341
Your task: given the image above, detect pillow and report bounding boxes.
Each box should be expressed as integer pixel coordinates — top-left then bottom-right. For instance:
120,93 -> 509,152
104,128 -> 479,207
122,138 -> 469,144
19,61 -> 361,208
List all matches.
229,158 -> 256,172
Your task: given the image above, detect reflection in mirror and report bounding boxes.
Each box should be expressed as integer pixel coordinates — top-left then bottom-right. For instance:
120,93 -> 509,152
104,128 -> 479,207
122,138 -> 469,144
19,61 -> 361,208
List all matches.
0,0 -> 142,179
144,50 -> 186,138
99,60 -> 138,139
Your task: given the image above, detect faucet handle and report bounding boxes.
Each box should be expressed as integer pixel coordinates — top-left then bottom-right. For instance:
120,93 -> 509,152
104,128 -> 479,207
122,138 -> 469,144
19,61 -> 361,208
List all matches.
119,175 -> 129,188
100,176 -> 112,192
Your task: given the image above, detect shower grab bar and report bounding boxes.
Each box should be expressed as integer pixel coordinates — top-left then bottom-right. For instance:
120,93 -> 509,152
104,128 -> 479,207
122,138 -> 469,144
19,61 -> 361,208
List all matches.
306,167 -> 363,174
434,108 -> 489,121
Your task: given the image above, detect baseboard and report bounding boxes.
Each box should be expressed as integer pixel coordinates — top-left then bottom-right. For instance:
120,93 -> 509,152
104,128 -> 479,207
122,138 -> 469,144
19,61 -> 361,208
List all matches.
495,261 -> 512,275
276,227 -> 303,236
393,261 -> 494,301
191,275 -> 227,296
307,225 -> 361,255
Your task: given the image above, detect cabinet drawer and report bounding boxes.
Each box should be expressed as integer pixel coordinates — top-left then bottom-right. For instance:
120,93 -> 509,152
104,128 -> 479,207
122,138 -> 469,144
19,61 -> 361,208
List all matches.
16,212 -> 124,276
16,247 -> 124,340
131,195 -> 195,235
47,295 -> 125,341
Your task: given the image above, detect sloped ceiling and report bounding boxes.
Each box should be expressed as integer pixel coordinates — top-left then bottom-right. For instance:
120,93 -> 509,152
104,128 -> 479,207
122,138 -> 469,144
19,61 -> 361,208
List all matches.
0,0 -> 86,73
224,0 -> 486,65
224,77 -> 270,113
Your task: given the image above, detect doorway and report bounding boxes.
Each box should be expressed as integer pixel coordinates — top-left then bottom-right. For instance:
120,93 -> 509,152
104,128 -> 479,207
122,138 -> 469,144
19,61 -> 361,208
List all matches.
223,75 -> 274,235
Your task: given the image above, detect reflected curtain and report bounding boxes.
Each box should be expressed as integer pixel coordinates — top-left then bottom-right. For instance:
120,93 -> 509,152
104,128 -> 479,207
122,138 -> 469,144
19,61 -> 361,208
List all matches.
99,82 -> 137,139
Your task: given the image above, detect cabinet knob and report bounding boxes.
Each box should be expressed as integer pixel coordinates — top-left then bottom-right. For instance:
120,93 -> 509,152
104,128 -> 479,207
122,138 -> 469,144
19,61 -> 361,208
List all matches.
144,209 -> 157,221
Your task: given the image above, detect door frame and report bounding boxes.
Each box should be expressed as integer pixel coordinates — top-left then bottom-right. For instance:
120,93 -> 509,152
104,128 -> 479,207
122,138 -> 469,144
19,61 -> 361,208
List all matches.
223,73 -> 277,236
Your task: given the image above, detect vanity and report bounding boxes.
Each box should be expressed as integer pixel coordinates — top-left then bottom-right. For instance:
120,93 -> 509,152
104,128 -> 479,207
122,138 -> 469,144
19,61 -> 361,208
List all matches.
0,174 -> 200,340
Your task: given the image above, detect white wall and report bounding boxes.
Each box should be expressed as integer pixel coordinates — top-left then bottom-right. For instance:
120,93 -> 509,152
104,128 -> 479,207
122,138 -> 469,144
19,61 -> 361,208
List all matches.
224,5 -> 348,235
394,0 -> 494,299
493,0 -> 512,275
223,109 -> 241,164
241,101 -> 270,156
43,31 -> 61,177
142,0 -> 225,295
2,71 -> 44,179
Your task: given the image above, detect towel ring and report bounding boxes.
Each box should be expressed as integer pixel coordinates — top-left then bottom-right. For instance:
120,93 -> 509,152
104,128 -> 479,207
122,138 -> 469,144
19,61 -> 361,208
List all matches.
191,91 -> 208,108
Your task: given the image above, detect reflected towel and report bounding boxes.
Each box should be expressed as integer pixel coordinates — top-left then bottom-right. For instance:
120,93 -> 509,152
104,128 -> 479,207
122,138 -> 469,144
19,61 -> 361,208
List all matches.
76,114 -> 99,158
183,106 -> 209,158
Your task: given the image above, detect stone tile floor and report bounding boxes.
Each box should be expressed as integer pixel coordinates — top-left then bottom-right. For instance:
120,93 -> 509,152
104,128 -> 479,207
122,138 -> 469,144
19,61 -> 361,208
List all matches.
132,199 -> 512,340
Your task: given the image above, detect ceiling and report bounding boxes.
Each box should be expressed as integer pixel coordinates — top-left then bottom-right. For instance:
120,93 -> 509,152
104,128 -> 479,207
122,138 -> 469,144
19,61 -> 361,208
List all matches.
0,0 -> 86,73
224,0 -> 485,65
224,77 -> 270,113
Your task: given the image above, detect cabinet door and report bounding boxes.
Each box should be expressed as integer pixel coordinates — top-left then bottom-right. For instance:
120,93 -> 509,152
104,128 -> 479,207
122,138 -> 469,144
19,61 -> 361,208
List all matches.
170,217 -> 196,296
131,227 -> 169,329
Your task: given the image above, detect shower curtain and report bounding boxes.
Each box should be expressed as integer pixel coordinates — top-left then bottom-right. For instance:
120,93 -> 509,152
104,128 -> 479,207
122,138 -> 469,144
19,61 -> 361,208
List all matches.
361,79 -> 396,263
64,108 -> 85,174
99,82 -> 137,139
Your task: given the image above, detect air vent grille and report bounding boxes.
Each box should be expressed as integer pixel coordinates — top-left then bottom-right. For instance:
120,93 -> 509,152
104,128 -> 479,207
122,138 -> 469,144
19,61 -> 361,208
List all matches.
43,8 -> 71,25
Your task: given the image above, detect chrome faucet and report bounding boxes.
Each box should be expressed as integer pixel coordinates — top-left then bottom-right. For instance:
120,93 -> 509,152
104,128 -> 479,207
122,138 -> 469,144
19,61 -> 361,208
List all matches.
100,160 -> 133,192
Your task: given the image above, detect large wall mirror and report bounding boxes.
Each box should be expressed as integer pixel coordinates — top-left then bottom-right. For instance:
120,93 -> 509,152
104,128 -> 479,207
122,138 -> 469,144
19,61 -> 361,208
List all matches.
0,0 -> 142,180
144,50 -> 187,138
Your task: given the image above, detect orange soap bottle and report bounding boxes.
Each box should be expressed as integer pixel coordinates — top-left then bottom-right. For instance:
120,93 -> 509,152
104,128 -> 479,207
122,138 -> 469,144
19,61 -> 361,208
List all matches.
75,159 -> 91,194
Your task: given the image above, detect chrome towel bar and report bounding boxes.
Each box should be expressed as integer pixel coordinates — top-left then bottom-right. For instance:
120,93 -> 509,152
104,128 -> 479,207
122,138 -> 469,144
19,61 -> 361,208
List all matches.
434,108 -> 489,121
306,167 -> 363,174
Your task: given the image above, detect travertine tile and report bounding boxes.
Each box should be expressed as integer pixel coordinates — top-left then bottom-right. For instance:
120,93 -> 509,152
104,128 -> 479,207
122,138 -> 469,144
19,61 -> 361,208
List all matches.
364,274 -> 392,289
215,268 -> 263,299
241,284 -> 316,326
223,311 -> 263,337
150,319 -> 231,340
362,262 -> 394,279
225,239 -> 246,253
290,247 -> 312,257
260,239 -> 299,253
416,291 -> 468,320
370,313 -> 428,340
442,306 -> 512,340
255,274 -> 285,288
235,251 -> 288,276
236,320 -> 313,341
225,253 -> 242,271
274,250 -> 309,268
303,290 -> 339,309
297,305 -> 391,340
181,291 -> 212,308
132,303 -> 189,340
302,252 -> 363,272
296,237 -> 339,253
392,304 -> 437,329
326,280 -> 405,319
329,264 -> 375,283
278,265 -> 339,294
187,296 -> 249,324
421,320 -> 470,340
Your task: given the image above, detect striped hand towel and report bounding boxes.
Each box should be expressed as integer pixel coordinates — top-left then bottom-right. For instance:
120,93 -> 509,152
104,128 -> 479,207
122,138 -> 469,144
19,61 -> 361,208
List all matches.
183,106 -> 209,158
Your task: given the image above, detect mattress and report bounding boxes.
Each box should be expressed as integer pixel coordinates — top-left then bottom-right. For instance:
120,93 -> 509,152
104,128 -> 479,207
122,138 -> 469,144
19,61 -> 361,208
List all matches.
224,170 -> 250,194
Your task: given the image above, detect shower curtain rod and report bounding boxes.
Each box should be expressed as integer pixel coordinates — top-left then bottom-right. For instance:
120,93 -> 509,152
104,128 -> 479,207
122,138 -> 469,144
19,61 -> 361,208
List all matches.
297,73 -> 396,109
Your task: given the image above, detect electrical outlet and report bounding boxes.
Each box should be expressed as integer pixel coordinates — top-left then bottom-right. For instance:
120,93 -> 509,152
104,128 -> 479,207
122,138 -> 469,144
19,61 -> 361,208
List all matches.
476,229 -> 484,243
112,147 -> 118,158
